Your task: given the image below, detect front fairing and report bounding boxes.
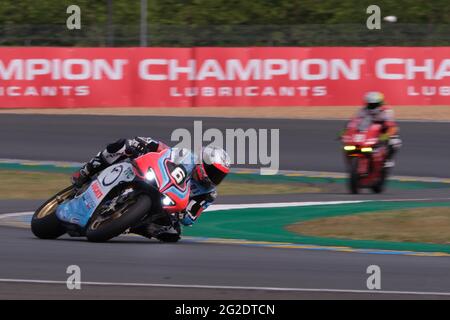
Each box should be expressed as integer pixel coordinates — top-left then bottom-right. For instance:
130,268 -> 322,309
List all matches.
135,149 -> 191,213
162,184 -> 190,213
343,123 -> 383,150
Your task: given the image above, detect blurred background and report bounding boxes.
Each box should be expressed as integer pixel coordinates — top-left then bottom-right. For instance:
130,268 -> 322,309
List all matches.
0,0 -> 449,47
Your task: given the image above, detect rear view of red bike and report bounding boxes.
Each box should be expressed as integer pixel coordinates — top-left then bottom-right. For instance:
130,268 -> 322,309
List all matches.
341,117 -> 389,194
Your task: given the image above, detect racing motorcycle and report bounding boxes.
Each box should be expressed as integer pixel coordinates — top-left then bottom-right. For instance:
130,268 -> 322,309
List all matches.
31,149 -> 190,242
341,117 -> 389,194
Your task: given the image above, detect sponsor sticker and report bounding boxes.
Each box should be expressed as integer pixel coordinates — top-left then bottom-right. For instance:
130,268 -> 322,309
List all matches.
91,182 -> 103,199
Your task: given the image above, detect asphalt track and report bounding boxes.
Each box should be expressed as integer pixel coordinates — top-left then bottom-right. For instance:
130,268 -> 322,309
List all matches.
0,114 -> 449,177
0,114 -> 449,299
1,225 -> 450,299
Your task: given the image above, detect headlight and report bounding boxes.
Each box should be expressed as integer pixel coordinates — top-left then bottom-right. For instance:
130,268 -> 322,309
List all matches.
162,194 -> 175,206
361,147 -> 373,152
145,168 -> 156,181
344,145 -> 356,151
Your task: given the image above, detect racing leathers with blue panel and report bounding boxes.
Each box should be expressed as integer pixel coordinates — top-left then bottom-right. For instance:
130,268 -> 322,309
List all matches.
72,137 -> 217,240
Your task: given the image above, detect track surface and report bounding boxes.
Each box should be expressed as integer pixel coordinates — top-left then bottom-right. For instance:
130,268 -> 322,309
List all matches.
0,114 -> 449,177
0,114 -> 449,299
1,226 -> 450,299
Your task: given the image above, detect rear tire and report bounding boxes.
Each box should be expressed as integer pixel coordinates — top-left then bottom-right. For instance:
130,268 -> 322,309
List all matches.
349,158 -> 359,194
372,168 -> 387,194
86,195 -> 151,242
31,186 -> 74,239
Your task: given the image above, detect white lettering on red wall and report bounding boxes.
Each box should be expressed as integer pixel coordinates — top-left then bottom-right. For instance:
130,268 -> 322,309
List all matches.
0,47 -> 448,107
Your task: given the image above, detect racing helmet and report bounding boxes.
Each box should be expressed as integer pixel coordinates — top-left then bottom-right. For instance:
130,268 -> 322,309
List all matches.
196,146 -> 230,187
364,91 -> 384,110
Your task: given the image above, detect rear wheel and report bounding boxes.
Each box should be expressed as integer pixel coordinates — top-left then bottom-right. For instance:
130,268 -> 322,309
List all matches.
86,194 -> 151,242
349,158 -> 360,194
372,168 -> 387,194
31,186 -> 74,239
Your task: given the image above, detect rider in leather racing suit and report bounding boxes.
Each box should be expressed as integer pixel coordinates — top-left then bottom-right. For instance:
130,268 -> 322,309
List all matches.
71,137 -> 231,242
346,92 -> 402,168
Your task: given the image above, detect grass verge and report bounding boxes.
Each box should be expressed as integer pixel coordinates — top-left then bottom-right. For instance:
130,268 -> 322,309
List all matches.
287,207 -> 450,244
218,180 -> 322,195
0,170 -> 71,199
0,170 -> 322,200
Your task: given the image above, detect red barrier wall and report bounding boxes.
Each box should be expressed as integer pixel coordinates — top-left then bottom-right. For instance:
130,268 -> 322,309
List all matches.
0,47 -> 448,108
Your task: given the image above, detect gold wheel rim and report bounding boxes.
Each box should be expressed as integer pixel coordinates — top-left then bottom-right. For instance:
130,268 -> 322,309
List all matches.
90,200 -> 136,230
36,188 -> 74,219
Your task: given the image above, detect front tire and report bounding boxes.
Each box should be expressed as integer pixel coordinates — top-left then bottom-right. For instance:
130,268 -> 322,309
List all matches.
31,186 -> 74,239
86,195 -> 151,242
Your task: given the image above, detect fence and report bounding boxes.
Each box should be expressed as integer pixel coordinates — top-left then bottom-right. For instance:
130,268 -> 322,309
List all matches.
1,24 -> 449,47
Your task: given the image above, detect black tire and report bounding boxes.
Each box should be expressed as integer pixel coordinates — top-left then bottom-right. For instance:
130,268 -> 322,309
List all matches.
86,195 -> 151,242
31,186 -> 74,239
349,158 -> 359,194
157,221 -> 181,243
372,168 -> 387,194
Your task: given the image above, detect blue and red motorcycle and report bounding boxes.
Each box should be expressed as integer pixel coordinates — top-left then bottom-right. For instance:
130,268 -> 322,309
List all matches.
31,149 -> 190,242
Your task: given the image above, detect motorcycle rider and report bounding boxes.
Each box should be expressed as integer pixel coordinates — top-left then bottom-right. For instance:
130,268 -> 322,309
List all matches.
71,137 -> 231,242
345,92 -> 402,168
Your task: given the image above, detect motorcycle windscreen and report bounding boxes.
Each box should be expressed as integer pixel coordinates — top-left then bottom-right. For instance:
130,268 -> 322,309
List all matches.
357,117 -> 372,132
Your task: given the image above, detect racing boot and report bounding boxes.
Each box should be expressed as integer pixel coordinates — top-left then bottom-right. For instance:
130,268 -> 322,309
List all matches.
71,170 -> 90,188
384,136 -> 401,168
130,223 -> 180,242
130,214 -> 181,242
384,160 -> 395,168
71,152 -> 108,188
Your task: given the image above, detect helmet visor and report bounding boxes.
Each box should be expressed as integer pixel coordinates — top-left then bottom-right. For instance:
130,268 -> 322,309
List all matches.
204,163 -> 228,186
367,102 -> 381,110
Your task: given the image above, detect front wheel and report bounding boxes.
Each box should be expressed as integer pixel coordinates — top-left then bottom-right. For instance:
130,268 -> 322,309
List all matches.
349,157 -> 360,194
86,194 -> 151,242
31,186 -> 75,239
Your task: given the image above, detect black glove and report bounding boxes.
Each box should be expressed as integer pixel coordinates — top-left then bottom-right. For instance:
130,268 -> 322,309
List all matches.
126,137 -> 150,157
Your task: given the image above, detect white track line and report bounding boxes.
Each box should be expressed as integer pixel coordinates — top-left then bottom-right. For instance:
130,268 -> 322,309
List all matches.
0,211 -> 33,218
3,197 -> 450,218
206,201 -> 367,211
0,202 -> 373,218
0,278 -> 449,296
207,198 -> 450,212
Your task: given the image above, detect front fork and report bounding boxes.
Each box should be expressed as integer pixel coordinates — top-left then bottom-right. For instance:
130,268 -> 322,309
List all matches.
346,154 -> 372,177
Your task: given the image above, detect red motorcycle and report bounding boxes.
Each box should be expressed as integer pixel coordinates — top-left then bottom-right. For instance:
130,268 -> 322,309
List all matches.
341,118 -> 388,194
